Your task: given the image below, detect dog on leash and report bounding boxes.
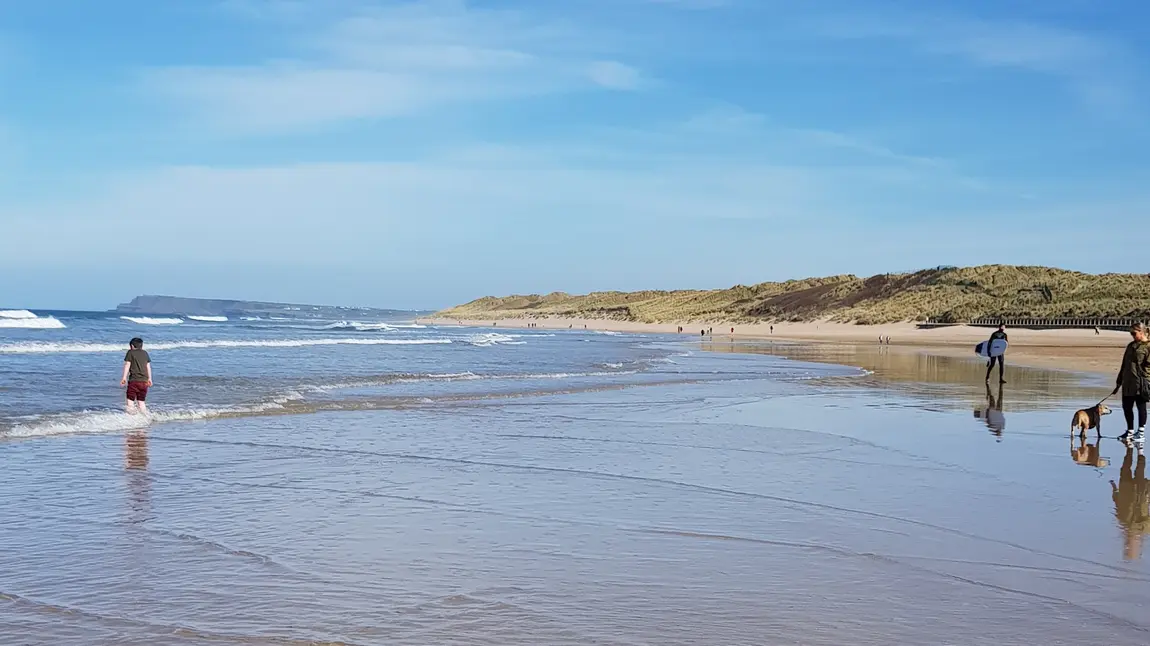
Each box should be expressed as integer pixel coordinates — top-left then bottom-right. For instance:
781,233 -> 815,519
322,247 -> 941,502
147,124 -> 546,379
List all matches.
1071,403 -> 1112,438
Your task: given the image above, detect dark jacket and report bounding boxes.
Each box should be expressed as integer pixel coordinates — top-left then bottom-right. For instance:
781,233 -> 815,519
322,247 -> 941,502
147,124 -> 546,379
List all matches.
1116,340 -> 1150,398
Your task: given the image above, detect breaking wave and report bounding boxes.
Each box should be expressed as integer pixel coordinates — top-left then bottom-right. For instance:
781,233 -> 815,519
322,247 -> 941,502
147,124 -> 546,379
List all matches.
188,316 -> 228,322
467,333 -> 524,347
320,321 -> 428,332
121,316 -> 184,325
0,309 -> 38,319
0,315 -> 66,329
1,369 -> 643,438
0,338 -> 455,354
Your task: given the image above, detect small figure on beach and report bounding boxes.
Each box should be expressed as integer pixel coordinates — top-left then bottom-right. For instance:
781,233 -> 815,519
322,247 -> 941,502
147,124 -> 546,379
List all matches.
770,325 -> 773,334
985,324 -> 1008,384
1114,322 -> 1150,444
120,337 -> 152,415
730,327 -> 734,334
1096,326 -> 1102,335
1111,444 -> 1148,560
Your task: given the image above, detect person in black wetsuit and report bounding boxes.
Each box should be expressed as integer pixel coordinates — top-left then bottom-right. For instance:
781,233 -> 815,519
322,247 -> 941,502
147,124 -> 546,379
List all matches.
985,324 -> 1008,384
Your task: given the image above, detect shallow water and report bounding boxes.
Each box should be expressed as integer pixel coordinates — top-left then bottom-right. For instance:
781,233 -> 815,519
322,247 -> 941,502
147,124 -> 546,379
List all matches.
2,325 -> 1148,645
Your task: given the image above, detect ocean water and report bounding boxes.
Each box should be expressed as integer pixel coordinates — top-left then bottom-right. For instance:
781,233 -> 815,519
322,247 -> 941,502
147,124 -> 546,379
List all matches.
4,311 -> 817,438
2,313 -> 1149,645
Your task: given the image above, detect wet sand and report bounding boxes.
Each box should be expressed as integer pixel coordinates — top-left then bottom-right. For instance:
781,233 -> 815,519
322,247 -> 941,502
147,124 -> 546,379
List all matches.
424,317 -> 1131,377
2,347 -> 1148,645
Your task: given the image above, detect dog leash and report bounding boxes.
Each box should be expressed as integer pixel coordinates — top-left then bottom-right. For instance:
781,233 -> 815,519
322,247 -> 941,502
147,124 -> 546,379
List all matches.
1091,387 -> 1121,409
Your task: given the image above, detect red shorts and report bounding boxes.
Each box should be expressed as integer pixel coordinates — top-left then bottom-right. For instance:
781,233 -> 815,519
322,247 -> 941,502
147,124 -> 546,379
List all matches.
126,381 -> 149,401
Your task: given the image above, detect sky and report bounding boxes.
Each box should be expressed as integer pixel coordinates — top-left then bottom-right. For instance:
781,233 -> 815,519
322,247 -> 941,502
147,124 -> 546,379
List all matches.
1,0 -> 1148,310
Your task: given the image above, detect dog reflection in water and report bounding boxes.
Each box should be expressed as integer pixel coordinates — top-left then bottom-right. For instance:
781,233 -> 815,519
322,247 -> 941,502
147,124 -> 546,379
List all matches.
1112,445 -> 1149,561
1070,436 -> 1109,468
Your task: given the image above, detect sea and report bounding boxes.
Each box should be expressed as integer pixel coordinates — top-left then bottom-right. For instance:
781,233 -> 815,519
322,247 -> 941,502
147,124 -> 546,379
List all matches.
1,308 -> 1148,645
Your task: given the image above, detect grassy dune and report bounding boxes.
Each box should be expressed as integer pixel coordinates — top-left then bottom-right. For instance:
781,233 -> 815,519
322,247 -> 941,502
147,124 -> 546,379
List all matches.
436,265 -> 1150,325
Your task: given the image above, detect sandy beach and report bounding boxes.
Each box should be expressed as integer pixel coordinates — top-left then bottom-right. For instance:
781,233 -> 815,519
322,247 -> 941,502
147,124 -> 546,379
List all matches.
421,317 -> 1130,378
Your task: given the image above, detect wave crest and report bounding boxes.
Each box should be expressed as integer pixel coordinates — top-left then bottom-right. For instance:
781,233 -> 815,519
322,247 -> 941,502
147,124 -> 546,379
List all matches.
0,309 -> 37,319
0,337 -> 454,354
121,317 -> 183,325
0,313 -> 66,329
188,315 -> 228,322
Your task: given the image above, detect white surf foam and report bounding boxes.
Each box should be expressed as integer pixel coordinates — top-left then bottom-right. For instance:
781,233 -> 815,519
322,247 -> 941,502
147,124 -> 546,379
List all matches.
188,315 -> 228,322
4,391 -> 307,439
465,333 -> 523,347
241,316 -> 262,321
121,316 -> 184,325
0,309 -> 37,319
0,337 -> 455,354
322,320 -> 396,332
593,330 -> 623,336
0,315 -> 66,329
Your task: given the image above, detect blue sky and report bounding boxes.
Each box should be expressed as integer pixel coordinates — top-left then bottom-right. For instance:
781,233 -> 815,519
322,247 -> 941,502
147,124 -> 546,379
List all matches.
1,0 -> 1148,310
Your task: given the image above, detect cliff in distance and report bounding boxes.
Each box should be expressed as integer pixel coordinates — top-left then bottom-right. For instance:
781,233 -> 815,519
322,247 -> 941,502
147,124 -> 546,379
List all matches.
436,265 -> 1150,325
116,295 -> 418,319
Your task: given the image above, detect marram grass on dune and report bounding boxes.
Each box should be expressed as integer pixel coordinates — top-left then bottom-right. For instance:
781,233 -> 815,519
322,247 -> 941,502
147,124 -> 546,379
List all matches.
436,265 -> 1150,325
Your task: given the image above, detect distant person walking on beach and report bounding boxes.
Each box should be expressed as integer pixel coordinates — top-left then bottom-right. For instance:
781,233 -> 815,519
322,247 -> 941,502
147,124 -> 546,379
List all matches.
985,325 -> 1008,384
120,337 -> 152,415
1114,322 -> 1150,444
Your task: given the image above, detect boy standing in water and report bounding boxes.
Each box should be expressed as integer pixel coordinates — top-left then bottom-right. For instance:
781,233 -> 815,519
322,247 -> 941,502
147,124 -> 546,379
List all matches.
120,337 -> 152,415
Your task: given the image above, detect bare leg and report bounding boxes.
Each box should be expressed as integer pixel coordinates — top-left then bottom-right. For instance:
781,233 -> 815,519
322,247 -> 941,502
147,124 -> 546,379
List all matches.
137,401 -> 149,416
125,400 -> 138,415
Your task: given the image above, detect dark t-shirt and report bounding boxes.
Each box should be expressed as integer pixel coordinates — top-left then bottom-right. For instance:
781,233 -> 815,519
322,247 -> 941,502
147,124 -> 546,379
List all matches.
125,348 -> 151,383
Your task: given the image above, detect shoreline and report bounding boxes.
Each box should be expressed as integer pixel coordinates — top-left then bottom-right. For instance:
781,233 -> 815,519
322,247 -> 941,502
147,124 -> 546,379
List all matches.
419,316 -> 1128,379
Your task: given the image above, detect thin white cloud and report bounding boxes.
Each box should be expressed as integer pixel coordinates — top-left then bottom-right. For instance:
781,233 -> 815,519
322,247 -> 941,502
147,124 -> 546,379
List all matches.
813,10 -> 1138,117
144,1 -> 648,135
644,0 -> 730,9
587,61 -> 642,90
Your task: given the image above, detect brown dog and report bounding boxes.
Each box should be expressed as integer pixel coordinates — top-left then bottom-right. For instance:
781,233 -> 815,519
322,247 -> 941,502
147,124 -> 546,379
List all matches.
1071,403 -> 1111,437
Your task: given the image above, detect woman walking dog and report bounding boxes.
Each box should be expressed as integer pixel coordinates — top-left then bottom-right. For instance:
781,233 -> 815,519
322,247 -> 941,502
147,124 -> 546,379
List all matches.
1114,322 -> 1150,444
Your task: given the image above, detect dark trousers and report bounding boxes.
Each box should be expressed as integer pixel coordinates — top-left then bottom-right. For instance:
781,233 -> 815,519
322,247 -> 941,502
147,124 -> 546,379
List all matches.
985,356 -> 1004,381
1122,396 -> 1148,430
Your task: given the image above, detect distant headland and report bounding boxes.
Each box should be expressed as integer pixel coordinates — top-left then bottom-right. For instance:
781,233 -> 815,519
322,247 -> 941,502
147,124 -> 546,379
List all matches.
116,295 -> 422,319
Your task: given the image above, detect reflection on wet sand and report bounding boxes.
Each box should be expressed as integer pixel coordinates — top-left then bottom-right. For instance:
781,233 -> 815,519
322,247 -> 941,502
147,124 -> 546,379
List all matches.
124,430 -> 151,524
1113,445 -> 1149,561
705,340 -> 1108,410
1072,436 -> 1110,468
974,383 -> 1005,439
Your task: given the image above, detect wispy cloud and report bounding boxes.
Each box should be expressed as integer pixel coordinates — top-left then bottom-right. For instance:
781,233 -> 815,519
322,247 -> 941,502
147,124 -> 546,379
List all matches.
144,1 -> 646,135
644,0 -> 730,9
813,10 -> 1139,116
587,60 -> 642,90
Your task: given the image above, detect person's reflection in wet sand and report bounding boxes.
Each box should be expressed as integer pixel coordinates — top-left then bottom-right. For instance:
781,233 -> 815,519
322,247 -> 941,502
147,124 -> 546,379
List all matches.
973,383 -> 1005,440
1111,445 -> 1148,561
124,430 -> 152,524
1070,436 -> 1109,468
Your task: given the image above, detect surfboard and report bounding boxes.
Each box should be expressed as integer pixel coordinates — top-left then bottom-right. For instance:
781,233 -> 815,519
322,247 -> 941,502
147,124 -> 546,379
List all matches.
975,339 -> 1008,358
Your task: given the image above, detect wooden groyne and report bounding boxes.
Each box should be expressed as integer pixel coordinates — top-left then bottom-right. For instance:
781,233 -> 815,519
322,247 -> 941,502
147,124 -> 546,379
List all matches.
921,317 -> 1144,330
